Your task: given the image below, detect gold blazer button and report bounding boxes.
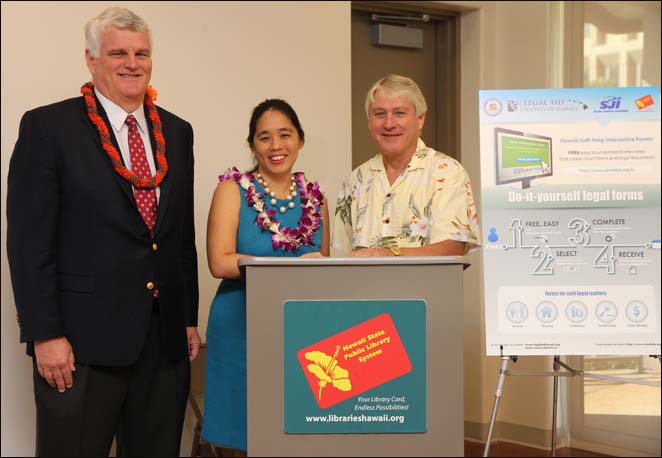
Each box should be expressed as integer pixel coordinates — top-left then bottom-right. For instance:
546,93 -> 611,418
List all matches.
152,243 -> 158,251
146,282 -> 155,290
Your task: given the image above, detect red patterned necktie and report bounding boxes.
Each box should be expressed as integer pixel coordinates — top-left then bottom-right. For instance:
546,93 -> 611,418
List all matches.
125,115 -> 157,236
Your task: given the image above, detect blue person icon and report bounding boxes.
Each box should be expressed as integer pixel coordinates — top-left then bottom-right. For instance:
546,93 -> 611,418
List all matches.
488,227 -> 499,243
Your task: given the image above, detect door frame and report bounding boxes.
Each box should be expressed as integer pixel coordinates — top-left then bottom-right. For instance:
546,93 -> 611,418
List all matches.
351,1 -> 462,160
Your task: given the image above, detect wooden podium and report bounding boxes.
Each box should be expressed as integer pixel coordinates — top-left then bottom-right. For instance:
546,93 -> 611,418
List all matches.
239,256 -> 470,456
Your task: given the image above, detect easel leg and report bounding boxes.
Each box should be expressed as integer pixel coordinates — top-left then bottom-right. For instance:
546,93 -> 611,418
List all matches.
483,356 -> 512,457
551,355 -> 560,457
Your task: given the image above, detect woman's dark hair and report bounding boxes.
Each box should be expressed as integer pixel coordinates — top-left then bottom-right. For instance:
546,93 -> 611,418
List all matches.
246,98 -> 305,147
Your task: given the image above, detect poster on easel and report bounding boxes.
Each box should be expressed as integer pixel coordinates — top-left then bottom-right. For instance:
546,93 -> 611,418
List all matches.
479,87 -> 661,356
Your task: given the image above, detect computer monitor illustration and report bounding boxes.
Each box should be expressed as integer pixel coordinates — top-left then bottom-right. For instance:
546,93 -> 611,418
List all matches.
494,127 -> 552,189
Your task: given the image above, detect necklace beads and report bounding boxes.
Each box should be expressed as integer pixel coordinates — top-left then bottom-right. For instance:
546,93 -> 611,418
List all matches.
256,172 -> 297,213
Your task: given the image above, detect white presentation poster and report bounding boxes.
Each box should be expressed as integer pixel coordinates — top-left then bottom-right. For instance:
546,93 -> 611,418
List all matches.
479,87 -> 661,356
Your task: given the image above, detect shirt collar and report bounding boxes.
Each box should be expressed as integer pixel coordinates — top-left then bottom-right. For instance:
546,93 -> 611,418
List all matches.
368,138 -> 429,172
94,87 -> 147,134
367,153 -> 385,171
407,138 -> 429,171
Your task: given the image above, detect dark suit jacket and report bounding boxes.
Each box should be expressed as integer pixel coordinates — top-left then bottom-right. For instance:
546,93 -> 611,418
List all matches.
7,95 -> 199,365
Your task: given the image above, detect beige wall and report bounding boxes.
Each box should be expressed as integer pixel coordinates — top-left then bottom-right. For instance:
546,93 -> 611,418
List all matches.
445,0 -> 558,444
2,0 -> 569,455
416,3 -> 559,440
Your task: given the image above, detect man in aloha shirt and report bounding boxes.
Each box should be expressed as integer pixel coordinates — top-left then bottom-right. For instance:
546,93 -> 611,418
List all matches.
334,74 -> 481,257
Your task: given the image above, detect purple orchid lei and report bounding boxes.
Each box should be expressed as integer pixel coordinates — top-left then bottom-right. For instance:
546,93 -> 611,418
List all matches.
219,167 -> 323,252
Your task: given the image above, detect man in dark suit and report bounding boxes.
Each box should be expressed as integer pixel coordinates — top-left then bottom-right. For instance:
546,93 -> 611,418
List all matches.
6,7 -> 200,456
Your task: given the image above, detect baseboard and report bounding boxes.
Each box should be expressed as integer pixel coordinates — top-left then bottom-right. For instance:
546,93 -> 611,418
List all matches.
464,420 -> 563,450
569,438 -> 660,458
465,421 -> 660,457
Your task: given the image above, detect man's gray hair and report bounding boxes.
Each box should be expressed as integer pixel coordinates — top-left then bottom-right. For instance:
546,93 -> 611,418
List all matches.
85,7 -> 152,58
364,74 -> 428,118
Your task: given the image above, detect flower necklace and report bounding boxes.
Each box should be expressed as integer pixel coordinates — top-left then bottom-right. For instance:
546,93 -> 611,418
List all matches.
81,81 -> 168,189
220,167 -> 323,252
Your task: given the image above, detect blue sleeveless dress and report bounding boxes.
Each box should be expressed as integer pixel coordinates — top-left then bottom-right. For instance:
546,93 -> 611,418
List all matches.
201,173 -> 323,451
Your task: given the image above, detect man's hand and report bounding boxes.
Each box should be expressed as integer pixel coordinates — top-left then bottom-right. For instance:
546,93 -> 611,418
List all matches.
34,336 -> 76,393
300,251 -> 324,258
347,248 -> 391,257
186,326 -> 201,361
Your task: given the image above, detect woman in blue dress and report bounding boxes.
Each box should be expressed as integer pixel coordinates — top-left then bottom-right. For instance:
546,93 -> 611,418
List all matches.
202,99 -> 329,454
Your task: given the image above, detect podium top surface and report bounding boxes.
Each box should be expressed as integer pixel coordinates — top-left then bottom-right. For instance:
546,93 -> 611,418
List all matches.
239,255 -> 471,269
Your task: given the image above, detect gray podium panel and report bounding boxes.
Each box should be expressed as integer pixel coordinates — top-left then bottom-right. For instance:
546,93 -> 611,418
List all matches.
240,256 -> 469,457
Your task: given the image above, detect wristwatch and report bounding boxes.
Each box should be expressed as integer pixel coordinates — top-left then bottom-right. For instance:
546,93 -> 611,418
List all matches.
387,246 -> 402,256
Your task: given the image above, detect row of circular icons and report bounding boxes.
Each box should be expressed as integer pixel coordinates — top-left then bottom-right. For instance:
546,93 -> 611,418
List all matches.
506,300 -> 649,324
